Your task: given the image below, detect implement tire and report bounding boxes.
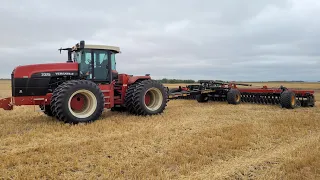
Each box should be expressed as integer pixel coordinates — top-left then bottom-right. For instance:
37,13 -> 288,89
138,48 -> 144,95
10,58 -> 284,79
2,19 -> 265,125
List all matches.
280,90 -> 296,109
51,80 -> 105,124
126,79 -> 167,115
196,94 -> 209,103
227,89 -> 241,105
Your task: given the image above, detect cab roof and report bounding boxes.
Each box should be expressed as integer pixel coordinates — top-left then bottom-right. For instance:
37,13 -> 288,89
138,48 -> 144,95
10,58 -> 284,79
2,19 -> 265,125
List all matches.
72,44 -> 121,53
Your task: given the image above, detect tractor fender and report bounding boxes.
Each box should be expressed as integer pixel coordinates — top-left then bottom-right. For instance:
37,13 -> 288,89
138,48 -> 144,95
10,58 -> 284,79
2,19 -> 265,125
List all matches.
128,76 -> 151,85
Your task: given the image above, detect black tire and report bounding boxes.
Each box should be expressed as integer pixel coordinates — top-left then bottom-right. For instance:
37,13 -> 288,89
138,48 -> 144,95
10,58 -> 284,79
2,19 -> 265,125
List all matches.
111,106 -> 127,112
302,95 -> 315,107
280,90 -> 296,109
51,80 -> 105,124
227,89 -> 241,105
310,96 -> 315,107
126,79 -> 167,116
124,81 -> 141,114
39,105 -> 53,117
196,94 -> 209,103
50,84 -> 65,119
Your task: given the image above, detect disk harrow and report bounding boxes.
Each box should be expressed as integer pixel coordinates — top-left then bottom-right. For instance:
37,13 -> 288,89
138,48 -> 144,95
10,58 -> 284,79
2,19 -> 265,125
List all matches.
167,80 -> 316,109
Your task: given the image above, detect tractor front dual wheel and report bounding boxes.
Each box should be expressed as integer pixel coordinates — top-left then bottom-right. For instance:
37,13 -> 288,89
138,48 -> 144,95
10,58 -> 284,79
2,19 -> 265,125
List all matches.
39,84 -> 65,117
39,105 -> 53,117
125,79 -> 168,116
50,84 -> 65,119
51,80 -> 105,124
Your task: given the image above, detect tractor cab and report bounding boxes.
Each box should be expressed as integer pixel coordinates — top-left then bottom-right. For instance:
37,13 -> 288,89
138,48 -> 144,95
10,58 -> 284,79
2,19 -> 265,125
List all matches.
62,41 -> 120,83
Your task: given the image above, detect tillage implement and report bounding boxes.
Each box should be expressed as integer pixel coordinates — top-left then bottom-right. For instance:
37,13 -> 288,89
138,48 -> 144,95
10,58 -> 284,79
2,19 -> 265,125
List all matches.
167,80 -> 315,109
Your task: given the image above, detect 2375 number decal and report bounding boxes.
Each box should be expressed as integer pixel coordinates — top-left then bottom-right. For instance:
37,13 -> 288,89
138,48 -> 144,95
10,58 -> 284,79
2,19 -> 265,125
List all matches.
41,73 -> 51,76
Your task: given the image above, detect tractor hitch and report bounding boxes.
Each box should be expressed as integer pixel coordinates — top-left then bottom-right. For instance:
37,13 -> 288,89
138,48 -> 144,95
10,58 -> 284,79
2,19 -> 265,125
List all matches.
0,97 -> 13,110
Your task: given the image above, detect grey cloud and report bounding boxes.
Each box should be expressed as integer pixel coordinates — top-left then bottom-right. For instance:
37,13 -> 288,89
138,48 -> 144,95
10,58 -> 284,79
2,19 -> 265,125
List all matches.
0,0 -> 319,81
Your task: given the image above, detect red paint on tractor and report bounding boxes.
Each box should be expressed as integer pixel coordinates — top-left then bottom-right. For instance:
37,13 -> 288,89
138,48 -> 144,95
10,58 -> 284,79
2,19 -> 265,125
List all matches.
0,73 -> 159,111
117,74 -> 129,85
14,94 -> 53,106
0,83 -> 117,111
13,62 -> 78,78
128,76 -> 150,85
0,97 -> 13,110
114,74 -> 153,105
0,94 -> 53,110
99,83 -> 114,109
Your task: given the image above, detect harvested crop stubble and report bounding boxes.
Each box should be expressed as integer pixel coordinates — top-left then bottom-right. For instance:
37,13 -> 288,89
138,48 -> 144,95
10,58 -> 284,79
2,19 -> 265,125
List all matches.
0,80 -> 319,179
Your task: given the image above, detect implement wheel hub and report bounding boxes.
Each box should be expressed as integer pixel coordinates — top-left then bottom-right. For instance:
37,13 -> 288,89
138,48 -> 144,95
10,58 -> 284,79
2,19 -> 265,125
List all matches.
236,94 -> 240,102
291,95 -> 295,106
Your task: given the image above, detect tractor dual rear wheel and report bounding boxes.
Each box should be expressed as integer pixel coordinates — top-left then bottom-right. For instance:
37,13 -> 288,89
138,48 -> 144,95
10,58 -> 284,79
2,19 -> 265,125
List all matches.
51,80 -> 105,124
124,80 -> 141,114
125,79 -> 167,116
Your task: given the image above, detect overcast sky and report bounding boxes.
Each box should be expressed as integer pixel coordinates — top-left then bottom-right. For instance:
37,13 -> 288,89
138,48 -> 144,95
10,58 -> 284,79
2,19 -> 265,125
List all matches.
1,0 -> 319,81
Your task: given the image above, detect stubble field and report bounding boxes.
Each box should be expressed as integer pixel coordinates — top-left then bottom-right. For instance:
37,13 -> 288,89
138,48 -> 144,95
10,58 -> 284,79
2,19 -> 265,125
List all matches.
0,80 -> 320,179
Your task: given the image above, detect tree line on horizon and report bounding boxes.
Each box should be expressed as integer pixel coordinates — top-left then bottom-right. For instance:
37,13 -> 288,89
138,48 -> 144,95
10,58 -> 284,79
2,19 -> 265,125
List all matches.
0,78 -> 318,83
155,78 -> 318,84
156,78 -> 196,84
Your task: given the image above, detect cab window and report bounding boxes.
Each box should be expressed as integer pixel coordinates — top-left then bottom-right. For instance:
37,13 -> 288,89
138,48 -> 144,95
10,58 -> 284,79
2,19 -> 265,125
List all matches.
111,53 -> 116,70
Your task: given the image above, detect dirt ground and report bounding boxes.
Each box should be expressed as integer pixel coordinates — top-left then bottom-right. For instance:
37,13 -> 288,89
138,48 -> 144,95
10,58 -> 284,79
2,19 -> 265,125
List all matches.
0,80 -> 319,179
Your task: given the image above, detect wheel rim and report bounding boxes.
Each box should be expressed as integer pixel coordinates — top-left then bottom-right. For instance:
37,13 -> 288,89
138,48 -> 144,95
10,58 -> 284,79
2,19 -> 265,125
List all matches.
144,88 -> 163,111
291,95 -> 295,106
68,89 -> 97,118
145,93 -> 151,105
236,94 -> 240,102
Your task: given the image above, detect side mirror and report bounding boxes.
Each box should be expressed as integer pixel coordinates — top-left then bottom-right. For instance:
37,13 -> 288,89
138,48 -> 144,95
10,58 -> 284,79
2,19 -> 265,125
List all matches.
67,50 -> 72,62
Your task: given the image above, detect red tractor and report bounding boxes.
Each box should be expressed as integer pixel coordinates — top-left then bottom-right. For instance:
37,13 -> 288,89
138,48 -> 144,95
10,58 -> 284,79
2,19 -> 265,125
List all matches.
0,41 -> 168,124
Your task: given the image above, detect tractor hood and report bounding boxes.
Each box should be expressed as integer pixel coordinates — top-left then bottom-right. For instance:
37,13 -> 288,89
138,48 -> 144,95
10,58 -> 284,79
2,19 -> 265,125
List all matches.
12,62 -> 79,78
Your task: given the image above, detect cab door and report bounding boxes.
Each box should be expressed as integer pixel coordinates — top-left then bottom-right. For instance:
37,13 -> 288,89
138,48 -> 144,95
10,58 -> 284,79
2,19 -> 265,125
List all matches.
77,49 -> 111,82
93,50 -> 110,81
77,50 -> 92,79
